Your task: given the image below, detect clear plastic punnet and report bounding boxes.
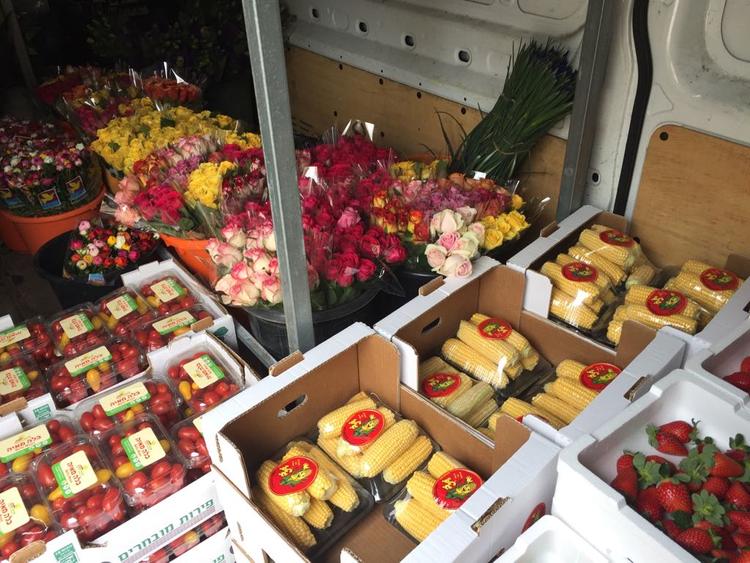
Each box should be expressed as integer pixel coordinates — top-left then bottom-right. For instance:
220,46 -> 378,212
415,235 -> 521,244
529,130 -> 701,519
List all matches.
0,415 -> 79,475
31,436 -> 128,542
133,306 -> 216,352
99,414 -> 187,511
47,304 -> 110,357
141,513 -> 226,563
46,337 -> 149,407
0,473 -> 61,559
95,288 -> 157,338
171,414 -> 210,478
0,353 -> 47,405
0,316 -> 57,368
165,351 -> 240,415
77,377 -> 182,438
137,275 -> 199,316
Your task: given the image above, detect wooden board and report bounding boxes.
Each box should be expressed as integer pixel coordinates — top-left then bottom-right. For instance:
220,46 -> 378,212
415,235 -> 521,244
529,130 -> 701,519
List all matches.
285,46 -> 565,227
631,125 -> 750,267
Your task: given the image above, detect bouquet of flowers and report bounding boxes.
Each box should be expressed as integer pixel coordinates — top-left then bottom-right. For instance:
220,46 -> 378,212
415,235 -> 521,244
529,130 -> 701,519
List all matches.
143,75 -> 201,106
63,220 -> 160,284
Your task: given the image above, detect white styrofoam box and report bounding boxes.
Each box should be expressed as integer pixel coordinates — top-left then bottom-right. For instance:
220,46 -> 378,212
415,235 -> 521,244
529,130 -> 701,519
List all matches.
433,256 -> 500,297
0,314 -> 12,331
553,369 -> 750,562
121,258 -> 237,350
0,411 -> 24,439
173,526 -> 234,563
495,515 -> 607,563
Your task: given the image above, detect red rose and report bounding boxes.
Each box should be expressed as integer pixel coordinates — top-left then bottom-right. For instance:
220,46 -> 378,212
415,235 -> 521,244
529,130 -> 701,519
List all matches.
360,235 -> 381,258
357,259 -> 377,282
324,257 -> 343,282
383,244 -> 407,264
339,251 -> 360,272
336,272 -> 354,287
315,209 -> 335,228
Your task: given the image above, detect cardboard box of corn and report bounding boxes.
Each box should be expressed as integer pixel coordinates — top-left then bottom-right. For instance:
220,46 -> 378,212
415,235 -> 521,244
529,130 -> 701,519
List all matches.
374,258 -> 684,446
201,323 -> 561,562
508,205 -> 750,356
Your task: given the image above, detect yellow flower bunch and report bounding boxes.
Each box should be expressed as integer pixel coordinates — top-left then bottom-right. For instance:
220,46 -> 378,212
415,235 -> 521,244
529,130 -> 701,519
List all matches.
481,210 -> 530,250
223,131 -> 262,148
185,161 -> 236,209
390,159 -> 446,182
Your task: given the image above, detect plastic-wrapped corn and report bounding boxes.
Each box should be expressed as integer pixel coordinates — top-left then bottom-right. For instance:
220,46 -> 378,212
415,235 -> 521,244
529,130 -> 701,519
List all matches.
556,254 -> 611,292
544,378 -> 598,412
317,435 -> 363,477
463,398 -> 499,428
626,262 -> 657,289
427,452 -> 464,479
317,397 -> 377,438
625,285 -> 701,319
394,498 -> 445,542
383,435 -> 433,484
359,420 -> 419,478
253,487 -> 317,550
549,288 -> 599,330
337,406 -> 397,457
613,303 -> 697,334
302,497 -> 334,529
568,245 -> 626,286
406,471 -> 451,521
446,381 -> 494,420
555,359 -> 588,380
469,313 -> 539,371
419,358 -> 474,409
531,393 -> 580,425
541,261 -> 603,307
457,320 -> 520,371
257,460 -> 311,517
282,446 -> 338,501
291,442 -> 360,512
496,398 -> 565,430
666,262 -> 742,313
607,320 -> 623,345
442,338 -> 508,389
578,228 -> 640,271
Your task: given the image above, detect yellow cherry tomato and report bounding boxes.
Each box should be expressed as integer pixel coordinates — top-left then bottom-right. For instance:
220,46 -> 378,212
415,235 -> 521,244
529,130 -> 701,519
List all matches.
115,462 -> 136,479
178,381 -> 192,401
48,487 -> 64,502
30,503 -> 51,525
11,453 -> 33,473
86,368 -> 102,392
97,468 -> 112,483
27,369 -> 39,381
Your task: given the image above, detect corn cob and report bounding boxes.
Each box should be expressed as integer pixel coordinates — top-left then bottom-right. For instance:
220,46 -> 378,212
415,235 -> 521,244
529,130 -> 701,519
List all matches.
442,338 -> 508,389
697,307 -> 714,329
614,303 -> 697,334
626,263 -> 657,289
607,320 -> 623,345
302,497 -> 334,529
549,288 -> 599,330
394,498 -> 445,542
521,351 -> 540,371
446,382 -> 494,420
317,397 -> 377,438
589,224 -> 609,232
556,254 -> 611,292
359,420 -> 419,478
427,452 -> 464,479
497,398 -> 565,430
383,435 -> 434,484
544,378 -> 598,412
680,259 -> 717,276
568,245 -> 626,285
291,442 -> 359,512
541,262 -> 603,306
625,285 -> 700,319
406,471 -> 451,520
601,288 -> 617,305
469,313 -> 535,360
666,272 -> 734,313
419,359 -> 473,408
282,446 -> 338,501
531,393 -> 580,425
578,229 -> 639,271
317,435 -> 362,477
419,356 -> 450,379
253,488 -> 317,550
457,320 -> 520,370
464,399 -> 499,428
505,362 -> 522,380
347,391 -> 370,404
556,359 -> 588,380
257,460 -> 311,517
337,406 -> 397,457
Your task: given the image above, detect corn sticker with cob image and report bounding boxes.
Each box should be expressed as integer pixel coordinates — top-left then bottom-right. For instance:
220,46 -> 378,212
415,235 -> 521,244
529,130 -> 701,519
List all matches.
598,229 -> 635,247
269,456 -> 318,495
421,372 -> 462,398
342,409 -> 386,446
699,267 -> 740,292
433,468 -> 483,510
476,317 -> 514,340
579,362 -> 621,391
645,289 -> 688,316
561,261 -> 599,283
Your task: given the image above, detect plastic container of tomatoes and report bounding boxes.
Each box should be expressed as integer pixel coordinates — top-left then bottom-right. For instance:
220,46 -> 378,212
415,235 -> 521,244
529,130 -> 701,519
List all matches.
138,276 -> 199,317
46,338 -> 148,407
95,288 -> 157,338
142,513 -> 226,562
0,473 -> 61,560
77,377 -> 183,438
31,436 -> 128,542
166,351 -> 240,415
171,414 -> 210,479
132,306 -> 216,352
0,353 -> 47,405
0,317 -> 57,368
48,305 -> 111,357
99,414 -> 187,512
0,415 -> 79,477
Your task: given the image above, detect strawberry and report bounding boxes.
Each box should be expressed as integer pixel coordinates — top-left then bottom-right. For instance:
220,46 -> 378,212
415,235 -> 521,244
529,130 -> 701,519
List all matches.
728,511 -> 750,533
728,449 -> 747,463
646,455 -> 677,475
725,371 -> 750,393
611,466 -> 638,501
636,487 -> 663,522
702,476 -> 730,500
647,425 -> 689,456
726,482 -> 750,510
659,420 -> 698,443
675,527 -> 713,554
661,518 -> 683,540
733,532 -> 750,547
656,481 -> 693,513
616,453 -> 634,473
711,451 -> 745,478
711,548 -> 737,559
740,356 -> 750,373
692,490 -> 727,527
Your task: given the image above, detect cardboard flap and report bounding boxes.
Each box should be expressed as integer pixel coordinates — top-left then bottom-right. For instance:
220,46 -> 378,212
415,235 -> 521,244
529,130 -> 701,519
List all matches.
615,320 -> 657,367
492,415 -> 531,470
0,397 -> 26,418
11,540 -> 46,563
270,351 -> 305,376
727,254 -> 750,280
419,276 -> 444,296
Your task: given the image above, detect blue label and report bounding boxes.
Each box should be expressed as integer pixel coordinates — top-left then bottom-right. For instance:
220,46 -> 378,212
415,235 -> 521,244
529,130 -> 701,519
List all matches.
38,188 -> 62,209
66,175 -> 86,202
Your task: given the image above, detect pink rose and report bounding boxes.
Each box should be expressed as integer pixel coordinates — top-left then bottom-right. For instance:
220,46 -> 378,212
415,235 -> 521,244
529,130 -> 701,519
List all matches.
429,210 -> 464,236
307,263 -> 320,289
451,232 -> 480,259
207,240 -> 243,268
78,220 -> 91,233
230,261 -> 252,280
221,225 -> 247,249
115,205 -> 141,226
232,280 -> 261,306
336,207 -> 360,230
467,222 -> 486,246
92,256 -> 103,266
456,206 -> 477,224
70,239 -> 84,250
357,259 -> 377,282
436,231 -> 460,252
425,244 -> 447,270
383,244 -> 407,264
260,275 -> 283,305
438,254 -> 472,278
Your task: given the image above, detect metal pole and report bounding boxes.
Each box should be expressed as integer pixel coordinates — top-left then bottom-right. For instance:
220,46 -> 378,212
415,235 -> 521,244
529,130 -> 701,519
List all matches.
240,0 -> 316,353
1,0 -> 36,90
556,0 -> 614,221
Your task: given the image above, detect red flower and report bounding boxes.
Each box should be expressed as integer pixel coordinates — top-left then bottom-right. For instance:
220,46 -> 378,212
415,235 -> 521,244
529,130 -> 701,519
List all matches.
357,259 -> 377,282
324,257 -> 342,282
360,235 -> 381,258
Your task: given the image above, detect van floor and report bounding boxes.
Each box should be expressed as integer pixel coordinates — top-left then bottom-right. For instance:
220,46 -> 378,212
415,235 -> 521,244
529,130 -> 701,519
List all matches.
0,245 -> 60,321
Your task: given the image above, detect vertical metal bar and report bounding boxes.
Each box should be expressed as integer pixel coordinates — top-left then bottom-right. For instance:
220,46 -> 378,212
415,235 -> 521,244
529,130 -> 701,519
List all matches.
556,0 -> 614,221
240,0 -> 315,353
1,0 -> 36,90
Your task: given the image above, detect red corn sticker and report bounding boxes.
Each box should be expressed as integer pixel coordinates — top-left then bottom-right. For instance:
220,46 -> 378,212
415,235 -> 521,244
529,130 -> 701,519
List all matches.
580,362 -> 621,391
561,261 -> 598,283
477,318 -> 513,340
422,373 -> 462,398
599,229 -> 635,247
268,456 -> 318,495
646,289 -> 687,316
433,469 -> 483,510
700,268 -> 739,292
522,502 -> 546,532
341,409 -> 386,446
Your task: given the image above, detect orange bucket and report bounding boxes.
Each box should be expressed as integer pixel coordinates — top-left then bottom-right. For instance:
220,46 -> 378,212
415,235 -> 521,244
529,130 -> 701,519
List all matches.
0,188 -> 106,254
159,234 -> 214,283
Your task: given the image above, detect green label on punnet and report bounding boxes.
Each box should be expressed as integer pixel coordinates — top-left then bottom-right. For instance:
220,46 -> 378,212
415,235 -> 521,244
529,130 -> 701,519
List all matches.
121,427 -> 165,470
0,425 -> 52,463
183,354 -> 225,389
52,450 -> 97,498
0,325 -> 30,348
0,367 -> 30,395
59,313 -> 94,339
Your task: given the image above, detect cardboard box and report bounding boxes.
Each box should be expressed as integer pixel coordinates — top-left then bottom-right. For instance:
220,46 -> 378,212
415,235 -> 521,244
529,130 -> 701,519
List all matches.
202,323 -> 561,563
173,526 -> 234,563
553,369 -> 749,562
375,260 -> 667,446
121,258 -> 238,350
508,205 -> 750,357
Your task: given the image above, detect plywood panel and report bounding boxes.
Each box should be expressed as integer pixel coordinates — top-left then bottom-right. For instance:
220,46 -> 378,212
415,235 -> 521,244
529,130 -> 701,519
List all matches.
285,46 -> 565,227
631,125 -> 750,267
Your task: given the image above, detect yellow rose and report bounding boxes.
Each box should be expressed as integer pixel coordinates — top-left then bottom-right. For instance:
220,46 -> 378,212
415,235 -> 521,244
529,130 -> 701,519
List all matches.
484,229 -> 503,250
512,194 -> 524,210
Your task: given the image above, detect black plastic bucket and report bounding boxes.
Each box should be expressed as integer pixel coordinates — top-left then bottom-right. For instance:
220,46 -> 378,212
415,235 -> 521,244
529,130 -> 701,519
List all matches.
240,287 -> 381,359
